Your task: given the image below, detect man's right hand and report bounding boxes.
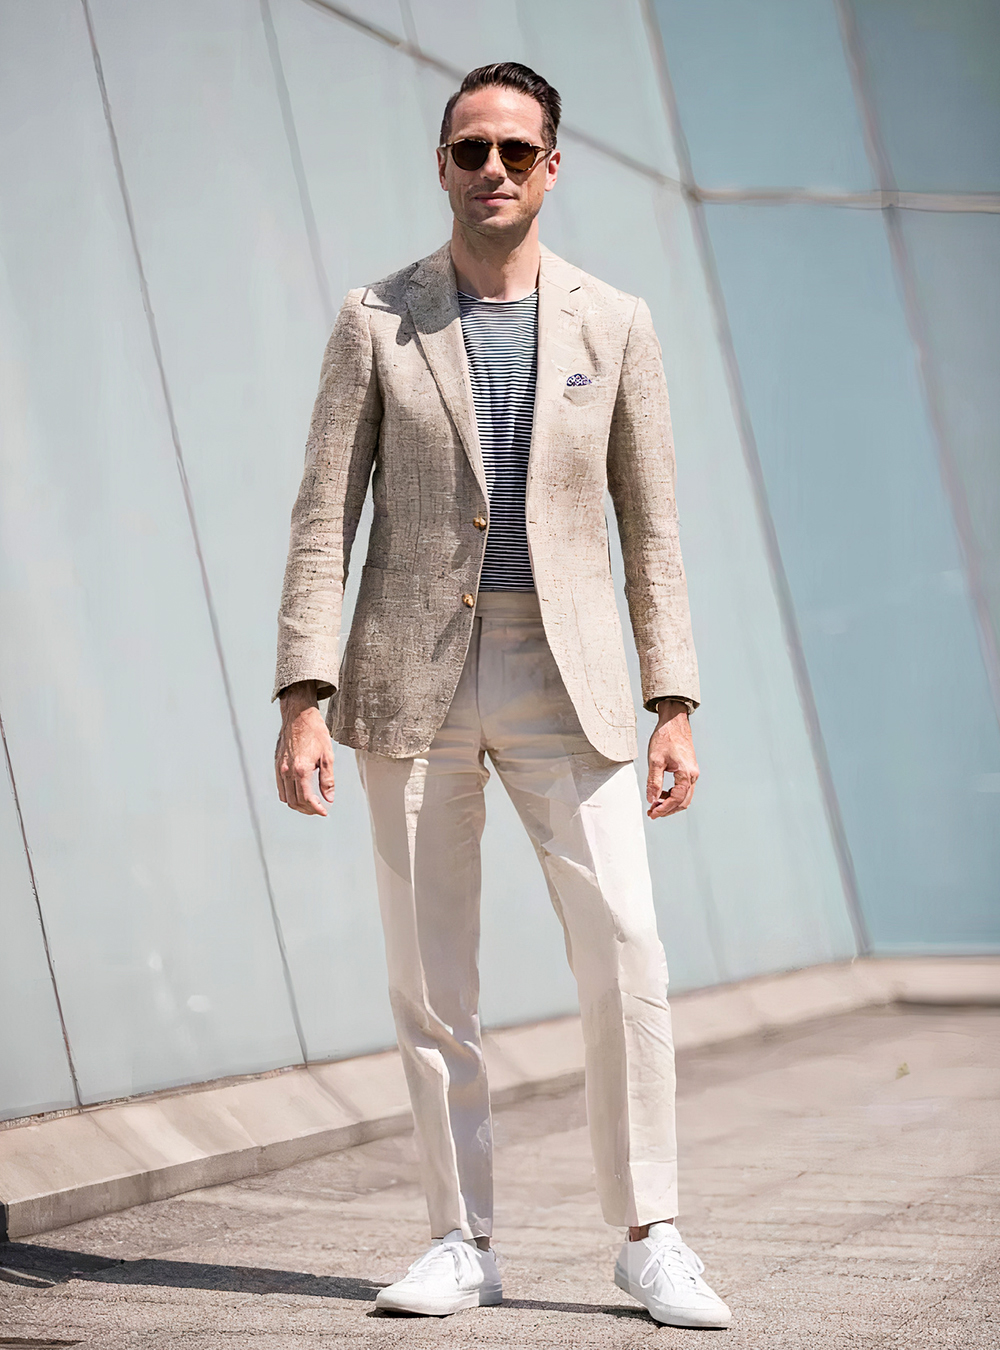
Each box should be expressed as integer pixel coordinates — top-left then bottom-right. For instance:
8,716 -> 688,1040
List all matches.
275,681 -> 335,816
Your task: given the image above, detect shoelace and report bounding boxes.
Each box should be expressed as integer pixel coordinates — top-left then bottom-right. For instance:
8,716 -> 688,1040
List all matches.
638,1235 -> 705,1293
404,1240 -> 481,1284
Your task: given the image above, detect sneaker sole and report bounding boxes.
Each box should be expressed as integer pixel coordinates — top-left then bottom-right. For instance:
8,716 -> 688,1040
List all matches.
375,1286 -> 502,1316
614,1267 -> 731,1329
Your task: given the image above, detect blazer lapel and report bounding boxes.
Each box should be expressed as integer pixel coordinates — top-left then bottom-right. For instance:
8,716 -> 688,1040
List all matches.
405,245 -> 487,500
532,246 -> 584,473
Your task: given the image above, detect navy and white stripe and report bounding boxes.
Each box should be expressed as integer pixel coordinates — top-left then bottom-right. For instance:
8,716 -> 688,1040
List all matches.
458,290 -> 538,592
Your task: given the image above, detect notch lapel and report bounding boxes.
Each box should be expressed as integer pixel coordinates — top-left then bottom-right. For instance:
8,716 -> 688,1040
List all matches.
531,246 -> 584,474
405,245 -> 487,501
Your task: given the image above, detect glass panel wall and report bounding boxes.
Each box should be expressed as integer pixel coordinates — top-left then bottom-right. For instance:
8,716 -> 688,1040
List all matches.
2,0 -> 995,1120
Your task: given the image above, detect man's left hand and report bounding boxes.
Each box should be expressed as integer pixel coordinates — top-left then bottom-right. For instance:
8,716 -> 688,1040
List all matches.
646,700 -> 699,820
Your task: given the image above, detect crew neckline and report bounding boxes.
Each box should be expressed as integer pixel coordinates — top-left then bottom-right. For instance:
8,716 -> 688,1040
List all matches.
457,289 -> 538,305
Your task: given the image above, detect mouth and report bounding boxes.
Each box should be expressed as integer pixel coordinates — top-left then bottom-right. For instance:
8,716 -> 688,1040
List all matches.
473,193 -> 514,204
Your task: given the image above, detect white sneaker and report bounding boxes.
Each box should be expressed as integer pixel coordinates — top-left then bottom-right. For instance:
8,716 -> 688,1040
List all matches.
375,1230 -> 502,1315
614,1222 -> 731,1328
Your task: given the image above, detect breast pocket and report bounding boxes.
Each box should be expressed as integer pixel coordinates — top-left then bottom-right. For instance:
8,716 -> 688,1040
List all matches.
563,379 -> 604,407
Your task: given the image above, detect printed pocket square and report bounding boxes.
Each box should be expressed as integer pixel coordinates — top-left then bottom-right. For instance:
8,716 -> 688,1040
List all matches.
566,373 -> 593,386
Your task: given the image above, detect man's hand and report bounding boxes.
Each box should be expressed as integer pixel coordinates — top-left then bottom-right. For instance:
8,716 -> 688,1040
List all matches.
646,699 -> 699,820
275,681 -> 335,816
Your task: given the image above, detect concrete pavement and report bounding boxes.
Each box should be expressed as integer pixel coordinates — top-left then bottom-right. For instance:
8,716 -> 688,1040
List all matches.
1,1004 -> 997,1348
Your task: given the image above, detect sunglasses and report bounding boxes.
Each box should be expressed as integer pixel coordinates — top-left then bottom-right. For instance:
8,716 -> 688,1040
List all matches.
440,138 -> 550,174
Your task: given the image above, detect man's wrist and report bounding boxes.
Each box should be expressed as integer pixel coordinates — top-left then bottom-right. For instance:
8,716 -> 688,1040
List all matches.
654,696 -> 691,718
279,680 -> 320,717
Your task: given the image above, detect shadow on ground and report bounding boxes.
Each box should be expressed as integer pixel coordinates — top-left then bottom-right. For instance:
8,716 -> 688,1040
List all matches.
0,1243 -> 379,1301
0,1243 -> 649,1321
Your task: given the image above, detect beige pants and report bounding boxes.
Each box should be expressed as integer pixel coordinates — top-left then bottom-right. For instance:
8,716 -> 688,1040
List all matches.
356,591 -> 677,1239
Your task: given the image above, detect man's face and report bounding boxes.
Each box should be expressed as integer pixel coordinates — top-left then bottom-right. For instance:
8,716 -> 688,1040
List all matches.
437,86 -> 560,237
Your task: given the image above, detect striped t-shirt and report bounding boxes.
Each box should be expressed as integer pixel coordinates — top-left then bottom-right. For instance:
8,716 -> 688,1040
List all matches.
458,290 -> 537,592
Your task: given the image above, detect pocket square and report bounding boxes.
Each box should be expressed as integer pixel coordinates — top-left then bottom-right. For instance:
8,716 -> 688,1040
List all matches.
566,373 -> 592,386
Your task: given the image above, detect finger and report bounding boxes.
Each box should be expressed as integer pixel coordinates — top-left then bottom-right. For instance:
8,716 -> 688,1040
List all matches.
293,761 -> 328,816
289,776 -> 317,816
275,744 -> 289,804
283,758 -> 311,814
282,764 -> 302,811
318,751 -> 335,803
678,771 -> 699,812
646,758 -> 665,806
647,773 -> 690,819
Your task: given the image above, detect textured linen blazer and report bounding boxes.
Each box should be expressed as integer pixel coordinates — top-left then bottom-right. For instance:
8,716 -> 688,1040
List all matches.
273,242 -> 699,762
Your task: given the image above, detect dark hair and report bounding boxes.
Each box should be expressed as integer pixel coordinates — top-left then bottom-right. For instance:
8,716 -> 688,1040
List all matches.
439,62 -> 561,150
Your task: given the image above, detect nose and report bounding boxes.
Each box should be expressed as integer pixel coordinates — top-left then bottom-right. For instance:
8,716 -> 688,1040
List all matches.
480,145 -> 506,180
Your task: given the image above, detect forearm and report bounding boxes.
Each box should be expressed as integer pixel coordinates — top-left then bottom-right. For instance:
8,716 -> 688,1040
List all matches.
279,680 -> 320,719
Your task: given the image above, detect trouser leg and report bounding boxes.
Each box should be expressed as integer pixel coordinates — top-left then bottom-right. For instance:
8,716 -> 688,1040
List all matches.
476,594 -> 678,1227
356,645 -> 492,1241
507,755 -> 677,1227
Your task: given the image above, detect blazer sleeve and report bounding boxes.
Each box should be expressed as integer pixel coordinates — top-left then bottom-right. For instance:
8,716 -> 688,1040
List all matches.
607,297 -> 701,713
272,289 -> 382,701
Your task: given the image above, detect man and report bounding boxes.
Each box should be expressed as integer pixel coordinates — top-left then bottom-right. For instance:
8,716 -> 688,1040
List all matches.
273,62 -> 730,1330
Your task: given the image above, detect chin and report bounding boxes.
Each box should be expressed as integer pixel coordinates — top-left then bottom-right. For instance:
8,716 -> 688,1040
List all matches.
468,209 -> 524,231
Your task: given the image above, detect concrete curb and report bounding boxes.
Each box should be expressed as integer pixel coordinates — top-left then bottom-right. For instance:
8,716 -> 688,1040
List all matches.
2,956 -> 997,1240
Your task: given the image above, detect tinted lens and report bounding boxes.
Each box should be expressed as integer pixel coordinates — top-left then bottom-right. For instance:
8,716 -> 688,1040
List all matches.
498,141 -> 538,172
450,139 -> 490,171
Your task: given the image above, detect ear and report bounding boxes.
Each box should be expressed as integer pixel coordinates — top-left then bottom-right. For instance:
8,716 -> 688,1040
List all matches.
544,149 -> 561,193
436,146 -> 448,191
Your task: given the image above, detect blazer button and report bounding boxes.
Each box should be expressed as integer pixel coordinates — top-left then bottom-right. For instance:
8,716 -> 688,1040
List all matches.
473,515 -> 487,530
462,593 -> 475,608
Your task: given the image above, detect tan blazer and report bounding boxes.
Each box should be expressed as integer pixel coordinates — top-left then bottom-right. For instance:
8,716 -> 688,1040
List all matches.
273,243 -> 699,762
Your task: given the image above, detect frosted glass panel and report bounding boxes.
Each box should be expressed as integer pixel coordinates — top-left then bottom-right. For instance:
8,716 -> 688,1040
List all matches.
706,202 -> 1000,949
653,0 -> 873,190
407,0 -> 529,73
902,211 -> 1000,659
320,0 -> 406,41
270,0 -> 452,302
87,0 -> 399,1062
0,0 -> 301,1102
0,754 -> 76,1120
853,0 -> 1000,192
518,0 -> 679,178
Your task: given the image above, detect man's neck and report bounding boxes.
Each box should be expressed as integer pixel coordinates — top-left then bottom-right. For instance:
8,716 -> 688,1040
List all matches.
450,220 -> 540,302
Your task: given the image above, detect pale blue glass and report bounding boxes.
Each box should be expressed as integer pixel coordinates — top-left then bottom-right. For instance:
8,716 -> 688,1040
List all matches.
706,202 -> 1000,950
407,0 -> 530,74
852,0 -> 1000,192
86,0 -> 405,1063
901,211 -> 1000,661
270,0 -> 453,305
0,755 -> 77,1120
653,0 -> 874,191
317,0 -> 406,41
0,0 -> 303,1102
517,0 -> 679,179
